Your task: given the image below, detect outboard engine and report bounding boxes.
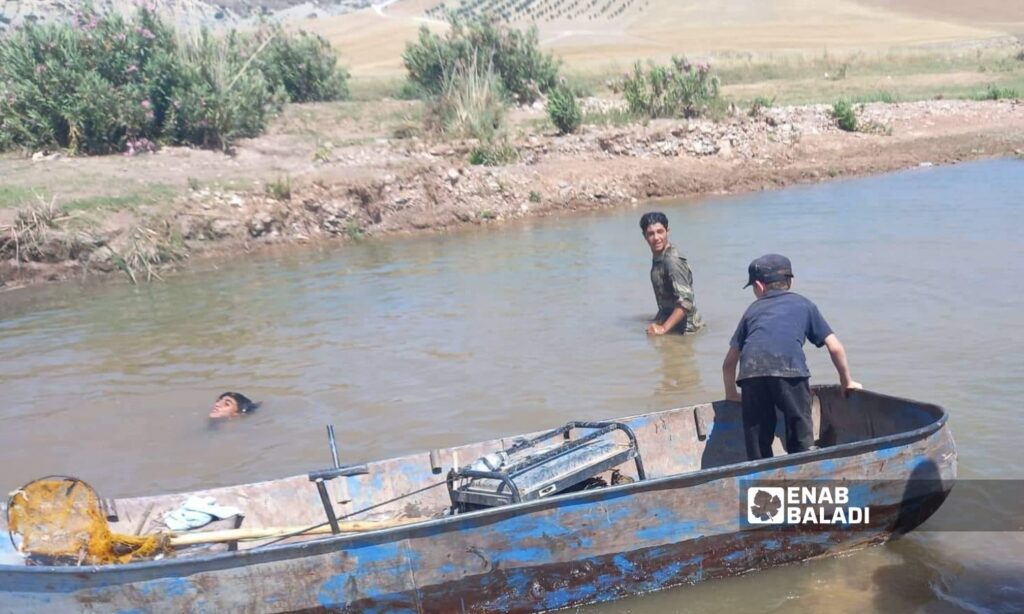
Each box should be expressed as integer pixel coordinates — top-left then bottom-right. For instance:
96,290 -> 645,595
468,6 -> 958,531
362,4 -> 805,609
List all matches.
447,421 -> 645,513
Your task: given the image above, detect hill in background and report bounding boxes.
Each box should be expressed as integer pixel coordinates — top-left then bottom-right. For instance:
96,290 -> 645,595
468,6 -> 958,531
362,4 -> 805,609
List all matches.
2,0 -> 1022,77
305,0 -> 1023,76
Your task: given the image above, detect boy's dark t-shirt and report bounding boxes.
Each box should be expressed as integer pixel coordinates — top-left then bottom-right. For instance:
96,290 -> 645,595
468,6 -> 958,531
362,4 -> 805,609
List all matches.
729,290 -> 833,382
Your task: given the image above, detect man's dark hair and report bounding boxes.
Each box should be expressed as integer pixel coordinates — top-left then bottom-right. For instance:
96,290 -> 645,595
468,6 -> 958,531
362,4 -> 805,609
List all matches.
639,212 -> 669,233
764,279 -> 792,291
218,391 -> 260,413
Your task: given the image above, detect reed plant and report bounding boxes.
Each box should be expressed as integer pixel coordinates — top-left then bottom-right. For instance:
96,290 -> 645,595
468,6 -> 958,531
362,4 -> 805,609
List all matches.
108,223 -> 187,284
430,56 -> 507,141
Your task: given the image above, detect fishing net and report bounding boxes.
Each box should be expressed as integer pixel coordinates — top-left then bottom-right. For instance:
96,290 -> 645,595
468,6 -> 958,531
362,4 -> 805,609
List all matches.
6,476 -> 169,565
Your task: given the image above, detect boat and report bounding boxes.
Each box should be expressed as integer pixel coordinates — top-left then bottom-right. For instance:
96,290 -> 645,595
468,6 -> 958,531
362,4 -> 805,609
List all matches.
0,386 -> 956,612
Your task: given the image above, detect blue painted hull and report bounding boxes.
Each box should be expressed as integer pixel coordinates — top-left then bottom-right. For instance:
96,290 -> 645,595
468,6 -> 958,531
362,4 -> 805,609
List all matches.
0,388 -> 956,612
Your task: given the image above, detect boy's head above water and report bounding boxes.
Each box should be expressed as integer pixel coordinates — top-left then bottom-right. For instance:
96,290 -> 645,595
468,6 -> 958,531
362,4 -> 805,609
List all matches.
209,392 -> 259,419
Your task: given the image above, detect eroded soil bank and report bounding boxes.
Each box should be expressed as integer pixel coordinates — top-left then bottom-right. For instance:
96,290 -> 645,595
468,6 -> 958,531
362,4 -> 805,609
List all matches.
1,99 -> 1022,290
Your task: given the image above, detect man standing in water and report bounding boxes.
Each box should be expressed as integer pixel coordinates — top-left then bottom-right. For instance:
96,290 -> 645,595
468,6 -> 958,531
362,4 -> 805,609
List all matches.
641,212 -> 704,335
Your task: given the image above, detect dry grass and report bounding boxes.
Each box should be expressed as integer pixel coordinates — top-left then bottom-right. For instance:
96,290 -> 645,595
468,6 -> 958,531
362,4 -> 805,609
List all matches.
0,197 -> 64,263
0,195 -> 186,283
856,0 -> 1024,29
108,223 -> 187,284
0,197 -> 95,265
722,68 -> 1024,106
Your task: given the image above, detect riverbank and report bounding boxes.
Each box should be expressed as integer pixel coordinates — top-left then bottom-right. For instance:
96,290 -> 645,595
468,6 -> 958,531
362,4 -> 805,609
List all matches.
2,98 -> 1022,290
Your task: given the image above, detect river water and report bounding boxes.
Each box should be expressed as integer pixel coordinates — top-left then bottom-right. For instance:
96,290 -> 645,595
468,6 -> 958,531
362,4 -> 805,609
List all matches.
1,159 -> 1022,611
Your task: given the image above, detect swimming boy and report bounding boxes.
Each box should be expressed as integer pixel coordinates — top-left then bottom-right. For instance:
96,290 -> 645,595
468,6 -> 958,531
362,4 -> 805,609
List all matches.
209,392 -> 260,419
722,254 -> 862,459
640,212 -> 704,335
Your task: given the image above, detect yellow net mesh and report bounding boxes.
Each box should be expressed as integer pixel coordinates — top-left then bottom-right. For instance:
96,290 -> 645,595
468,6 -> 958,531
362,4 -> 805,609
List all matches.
7,477 -> 169,565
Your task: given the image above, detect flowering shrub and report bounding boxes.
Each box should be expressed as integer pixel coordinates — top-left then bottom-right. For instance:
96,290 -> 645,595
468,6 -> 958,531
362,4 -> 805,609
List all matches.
621,56 -> 721,119
0,8 -> 348,154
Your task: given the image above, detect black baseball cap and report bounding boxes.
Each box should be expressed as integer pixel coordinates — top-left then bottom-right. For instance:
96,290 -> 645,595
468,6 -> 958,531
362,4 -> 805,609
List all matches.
744,254 -> 794,288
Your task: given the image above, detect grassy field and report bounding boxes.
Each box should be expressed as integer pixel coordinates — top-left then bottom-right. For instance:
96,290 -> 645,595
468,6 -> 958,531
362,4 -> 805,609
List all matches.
305,0 -> 1021,76
703,48 -> 1024,106
305,0 -> 1024,108
341,45 -> 1024,108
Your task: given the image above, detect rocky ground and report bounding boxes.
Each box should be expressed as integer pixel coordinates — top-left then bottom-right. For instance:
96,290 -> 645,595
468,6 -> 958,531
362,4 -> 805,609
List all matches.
2,98 -> 1023,289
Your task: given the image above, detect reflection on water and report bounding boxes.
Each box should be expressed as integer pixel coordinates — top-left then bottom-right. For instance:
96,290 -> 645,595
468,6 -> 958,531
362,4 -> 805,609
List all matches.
1,159 -> 1023,612
651,335 -> 703,399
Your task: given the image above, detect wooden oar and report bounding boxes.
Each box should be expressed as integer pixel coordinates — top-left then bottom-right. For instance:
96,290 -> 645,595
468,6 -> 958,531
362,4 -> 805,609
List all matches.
168,517 -> 428,547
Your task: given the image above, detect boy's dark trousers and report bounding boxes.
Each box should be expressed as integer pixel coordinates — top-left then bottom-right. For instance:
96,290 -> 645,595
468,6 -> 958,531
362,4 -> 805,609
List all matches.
739,376 -> 813,460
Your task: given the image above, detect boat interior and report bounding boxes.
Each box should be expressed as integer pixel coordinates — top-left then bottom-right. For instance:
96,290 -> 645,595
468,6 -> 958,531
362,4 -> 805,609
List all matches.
2,387 -> 945,565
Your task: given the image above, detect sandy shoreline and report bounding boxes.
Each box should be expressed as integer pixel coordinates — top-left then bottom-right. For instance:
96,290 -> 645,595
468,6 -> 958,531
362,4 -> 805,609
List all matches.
2,99 -> 1022,291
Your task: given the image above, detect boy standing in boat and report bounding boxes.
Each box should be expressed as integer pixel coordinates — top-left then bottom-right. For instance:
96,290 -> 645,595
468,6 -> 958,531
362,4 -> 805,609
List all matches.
641,212 -> 704,335
722,254 -> 861,459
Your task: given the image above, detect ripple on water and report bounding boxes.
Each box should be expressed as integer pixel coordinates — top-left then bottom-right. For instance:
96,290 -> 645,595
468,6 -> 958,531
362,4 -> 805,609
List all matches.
1,159 -> 1023,611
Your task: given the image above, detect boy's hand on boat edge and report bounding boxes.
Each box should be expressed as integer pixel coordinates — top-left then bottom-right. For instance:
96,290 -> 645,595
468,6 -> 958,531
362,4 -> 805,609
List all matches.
843,380 -> 863,397
725,389 -> 742,403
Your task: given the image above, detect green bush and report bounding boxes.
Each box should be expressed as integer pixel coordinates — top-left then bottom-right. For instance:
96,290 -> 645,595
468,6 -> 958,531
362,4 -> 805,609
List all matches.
971,84 -> 1020,100
394,79 -> 429,100
468,140 -> 518,166
163,30 -> 284,151
831,99 -> 858,132
622,56 -> 721,119
403,17 -> 560,105
266,175 -> 292,201
0,8 -> 348,155
546,83 -> 582,135
749,95 -> 774,116
250,25 -> 349,103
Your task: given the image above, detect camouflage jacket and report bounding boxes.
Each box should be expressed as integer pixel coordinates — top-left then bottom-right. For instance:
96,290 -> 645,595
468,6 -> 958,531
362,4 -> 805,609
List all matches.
650,244 -> 704,334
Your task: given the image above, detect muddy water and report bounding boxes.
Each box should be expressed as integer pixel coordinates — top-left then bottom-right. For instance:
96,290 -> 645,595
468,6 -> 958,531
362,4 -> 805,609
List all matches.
2,159 -> 1023,611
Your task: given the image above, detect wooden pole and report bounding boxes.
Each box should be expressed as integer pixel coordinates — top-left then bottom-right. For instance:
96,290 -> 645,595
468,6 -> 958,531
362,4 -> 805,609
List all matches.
168,517 -> 427,547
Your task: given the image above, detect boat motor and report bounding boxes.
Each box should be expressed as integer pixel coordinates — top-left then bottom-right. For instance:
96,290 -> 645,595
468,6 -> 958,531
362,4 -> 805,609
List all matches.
447,421 -> 645,513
